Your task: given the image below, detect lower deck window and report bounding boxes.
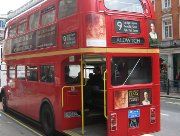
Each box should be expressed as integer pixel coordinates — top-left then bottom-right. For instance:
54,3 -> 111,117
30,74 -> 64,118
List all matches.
111,57 -> 152,86
65,65 -> 80,84
27,66 -> 38,81
40,65 -> 55,83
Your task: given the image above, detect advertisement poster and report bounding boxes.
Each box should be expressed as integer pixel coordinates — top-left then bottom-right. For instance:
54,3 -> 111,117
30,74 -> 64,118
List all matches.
114,90 -> 128,109
128,90 -> 140,106
86,14 -> 106,47
140,90 -> 151,105
149,21 -> 158,45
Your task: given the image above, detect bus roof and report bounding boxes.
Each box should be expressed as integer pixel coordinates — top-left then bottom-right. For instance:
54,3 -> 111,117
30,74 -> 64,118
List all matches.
7,0 -> 48,23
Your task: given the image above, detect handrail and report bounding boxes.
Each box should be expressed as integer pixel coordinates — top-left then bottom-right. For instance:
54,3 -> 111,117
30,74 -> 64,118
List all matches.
61,85 -> 81,107
104,70 -> 108,119
80,54 -> 85,135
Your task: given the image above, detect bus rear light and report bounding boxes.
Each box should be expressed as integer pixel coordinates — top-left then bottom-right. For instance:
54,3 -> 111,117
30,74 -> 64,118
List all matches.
150,108 -> 156,124
110,113 -> 117,131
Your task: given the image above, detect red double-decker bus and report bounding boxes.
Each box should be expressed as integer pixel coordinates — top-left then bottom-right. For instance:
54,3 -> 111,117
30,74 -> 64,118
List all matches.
1,0 -> 160,135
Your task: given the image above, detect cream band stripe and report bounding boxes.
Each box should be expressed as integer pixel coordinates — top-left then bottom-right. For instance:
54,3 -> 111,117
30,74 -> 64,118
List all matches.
5,48 -> 159,61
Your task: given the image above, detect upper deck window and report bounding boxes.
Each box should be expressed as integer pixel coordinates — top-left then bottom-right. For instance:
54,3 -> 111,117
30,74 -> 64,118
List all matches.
29,12 -> 40,31
104,0 -> 143,13
59,0 -> 77,19
41,5 -> 56,26
9,25 -> 17,37
18,20 -> 27,35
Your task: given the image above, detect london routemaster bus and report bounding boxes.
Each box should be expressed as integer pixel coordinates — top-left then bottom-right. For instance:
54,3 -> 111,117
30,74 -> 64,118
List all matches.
1,0 -> 160,135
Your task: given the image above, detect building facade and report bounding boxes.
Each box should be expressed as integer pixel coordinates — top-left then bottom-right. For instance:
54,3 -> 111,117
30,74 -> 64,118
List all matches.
0,14 -> 7,88
153,0 -> 180,82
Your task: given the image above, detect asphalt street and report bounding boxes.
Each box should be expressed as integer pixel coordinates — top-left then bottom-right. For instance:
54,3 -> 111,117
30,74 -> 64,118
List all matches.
153,97 -> 180,136
0,97 -> 180,136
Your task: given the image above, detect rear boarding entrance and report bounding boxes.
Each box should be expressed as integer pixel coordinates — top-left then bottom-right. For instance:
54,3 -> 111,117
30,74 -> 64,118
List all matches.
62,54 -> 107,136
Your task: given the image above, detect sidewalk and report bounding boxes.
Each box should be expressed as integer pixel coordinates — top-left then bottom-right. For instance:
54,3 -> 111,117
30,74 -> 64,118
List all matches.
161,92 -> 180,99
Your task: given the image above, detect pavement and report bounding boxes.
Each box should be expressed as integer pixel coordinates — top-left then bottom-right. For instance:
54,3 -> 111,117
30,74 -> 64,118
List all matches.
160,92 -> 180,99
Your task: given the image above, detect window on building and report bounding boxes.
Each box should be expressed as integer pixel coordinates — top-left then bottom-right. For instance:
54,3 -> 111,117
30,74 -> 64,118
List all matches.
41,5 -> 56,26
64,65 -> 80,84
9,25 -> 17,37
40,65 -> 55,83
27,66 -> 38,81
17,65 -> 26,80
162,0 -> 171,9
29,12 -> 40,31
18,20 -> 27,34
59,0 -> 77,19
0,20 -> 5,28
162,18 -> 173,39
9,66 -> 16,79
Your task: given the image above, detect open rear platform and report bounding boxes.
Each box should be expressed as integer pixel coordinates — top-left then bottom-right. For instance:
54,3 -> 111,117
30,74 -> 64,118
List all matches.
63,123 -> 106,136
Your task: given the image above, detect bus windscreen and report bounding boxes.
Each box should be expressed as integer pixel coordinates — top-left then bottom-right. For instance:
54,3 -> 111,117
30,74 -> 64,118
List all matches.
104,0 -> 143,13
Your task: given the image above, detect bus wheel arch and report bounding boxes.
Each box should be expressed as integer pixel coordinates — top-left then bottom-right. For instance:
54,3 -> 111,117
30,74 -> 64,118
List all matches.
40,99 -> 55,136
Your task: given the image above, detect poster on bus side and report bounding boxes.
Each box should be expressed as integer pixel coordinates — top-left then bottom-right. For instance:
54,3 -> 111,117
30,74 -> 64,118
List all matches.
86,14 -> 106,47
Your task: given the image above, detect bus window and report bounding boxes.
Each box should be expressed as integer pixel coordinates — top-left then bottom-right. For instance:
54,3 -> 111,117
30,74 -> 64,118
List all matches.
9,25 -> 17,37
59,0 -> 77,19
111,57 -> 152,86
18,20 -> 27,35
104,0 -> 143,13
17,65 -> 26,80
40,65 -> 55,83
41,5 -> 56,26
27,66 -> 38,81
29,12 -> 40,31
65,65 -> 80,84
9,66 -> 16,79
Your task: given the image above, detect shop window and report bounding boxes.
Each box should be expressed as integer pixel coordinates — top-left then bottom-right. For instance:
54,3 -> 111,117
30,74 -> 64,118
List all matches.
40,65 -> 55,83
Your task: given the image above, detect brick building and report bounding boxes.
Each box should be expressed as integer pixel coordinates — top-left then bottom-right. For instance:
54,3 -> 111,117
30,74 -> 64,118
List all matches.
152,0 -> 180,81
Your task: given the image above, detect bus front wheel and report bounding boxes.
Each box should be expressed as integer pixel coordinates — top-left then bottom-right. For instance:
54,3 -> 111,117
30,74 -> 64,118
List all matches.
2,92 -> 8,112
41,104 -> 55,136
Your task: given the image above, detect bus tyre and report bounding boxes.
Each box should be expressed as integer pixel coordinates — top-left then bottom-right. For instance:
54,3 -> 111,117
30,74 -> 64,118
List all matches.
2,93 -> 8,112
41,104 -> 55,136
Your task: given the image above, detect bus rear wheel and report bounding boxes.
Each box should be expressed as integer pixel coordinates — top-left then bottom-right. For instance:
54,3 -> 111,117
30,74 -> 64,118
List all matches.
41,104 -> 55,136
2,93 -> 8,112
